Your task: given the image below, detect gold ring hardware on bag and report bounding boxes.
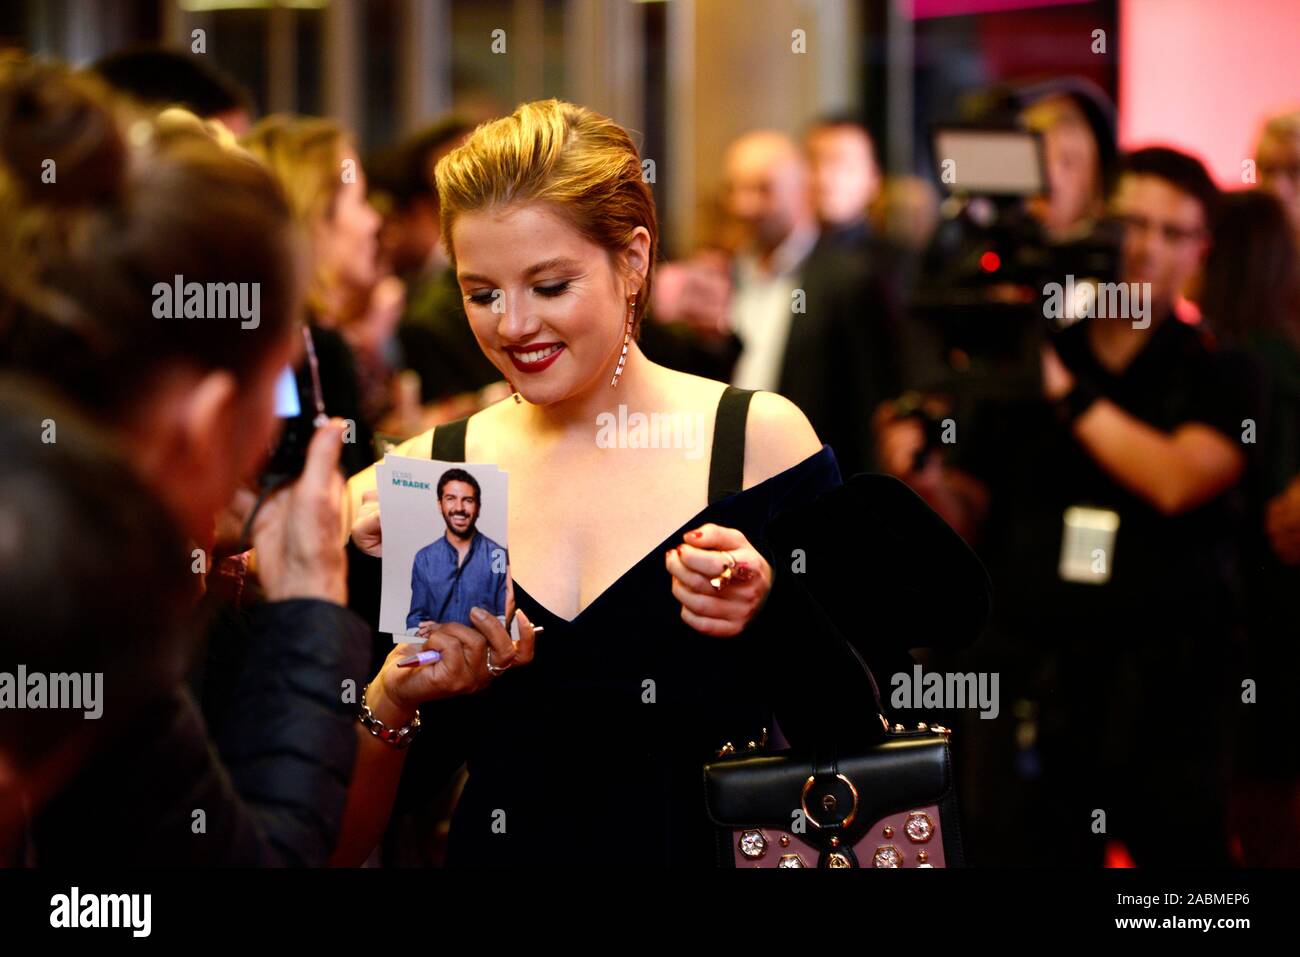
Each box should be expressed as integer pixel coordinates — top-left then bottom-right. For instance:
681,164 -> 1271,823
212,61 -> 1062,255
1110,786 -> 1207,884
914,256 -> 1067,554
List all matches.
801,773 -> 859,830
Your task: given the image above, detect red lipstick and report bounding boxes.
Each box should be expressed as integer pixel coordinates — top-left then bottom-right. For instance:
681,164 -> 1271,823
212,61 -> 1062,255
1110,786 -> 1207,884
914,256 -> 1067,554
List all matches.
505,342 -> 565,374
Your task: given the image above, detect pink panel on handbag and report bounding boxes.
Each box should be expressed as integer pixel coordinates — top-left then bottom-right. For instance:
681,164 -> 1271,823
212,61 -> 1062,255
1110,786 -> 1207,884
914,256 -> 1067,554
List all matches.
731,804 -> 946,868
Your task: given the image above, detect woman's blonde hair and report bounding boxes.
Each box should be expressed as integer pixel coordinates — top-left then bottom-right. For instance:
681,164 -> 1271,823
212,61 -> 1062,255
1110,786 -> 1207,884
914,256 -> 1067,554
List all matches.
434,99 -> 658,335
241,114 -> 352,318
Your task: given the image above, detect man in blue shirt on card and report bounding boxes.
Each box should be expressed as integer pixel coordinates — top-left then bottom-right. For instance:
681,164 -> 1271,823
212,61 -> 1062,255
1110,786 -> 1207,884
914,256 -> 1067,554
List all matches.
407,468 -> 508,632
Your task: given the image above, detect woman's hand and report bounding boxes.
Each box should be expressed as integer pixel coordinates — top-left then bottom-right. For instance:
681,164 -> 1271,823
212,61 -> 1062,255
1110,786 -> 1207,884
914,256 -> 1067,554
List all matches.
665,523 -> 772,638
371,606 -> 539,723
351,488 -> 382,557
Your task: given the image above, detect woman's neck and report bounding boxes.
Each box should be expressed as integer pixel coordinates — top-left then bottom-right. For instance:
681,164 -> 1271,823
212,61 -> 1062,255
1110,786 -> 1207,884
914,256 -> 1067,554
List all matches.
522,342 -> 661,440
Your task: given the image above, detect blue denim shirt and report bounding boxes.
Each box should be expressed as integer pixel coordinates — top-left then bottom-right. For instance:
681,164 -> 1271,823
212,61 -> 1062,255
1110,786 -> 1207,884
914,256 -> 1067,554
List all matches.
406,531 -> 508,630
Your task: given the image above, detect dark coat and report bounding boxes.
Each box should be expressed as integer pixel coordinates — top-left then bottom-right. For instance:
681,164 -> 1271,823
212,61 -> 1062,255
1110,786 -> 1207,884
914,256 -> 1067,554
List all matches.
32,599 -> 371,866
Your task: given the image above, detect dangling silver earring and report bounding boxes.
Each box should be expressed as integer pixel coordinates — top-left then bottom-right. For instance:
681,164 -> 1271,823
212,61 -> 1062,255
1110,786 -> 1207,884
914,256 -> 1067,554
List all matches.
610,297 -> 634,388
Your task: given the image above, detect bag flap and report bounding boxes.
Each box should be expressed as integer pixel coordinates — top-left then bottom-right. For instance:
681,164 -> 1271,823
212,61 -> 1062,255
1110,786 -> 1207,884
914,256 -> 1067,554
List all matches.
703,734 -> 951,828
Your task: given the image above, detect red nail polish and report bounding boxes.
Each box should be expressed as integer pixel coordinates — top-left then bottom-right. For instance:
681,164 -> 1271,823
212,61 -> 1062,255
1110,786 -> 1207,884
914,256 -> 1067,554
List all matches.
687,530 -> 701,540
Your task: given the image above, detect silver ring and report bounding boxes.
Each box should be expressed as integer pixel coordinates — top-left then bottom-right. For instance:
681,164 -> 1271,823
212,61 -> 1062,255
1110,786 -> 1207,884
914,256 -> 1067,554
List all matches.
486,648 -> 510,676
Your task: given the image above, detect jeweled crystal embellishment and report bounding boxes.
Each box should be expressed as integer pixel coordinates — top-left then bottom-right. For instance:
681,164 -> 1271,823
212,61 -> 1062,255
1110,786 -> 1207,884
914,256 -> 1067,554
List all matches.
777,854 -> 805,868
873,844 -> 902,868
739,829 -> 768,859
905,811 -> 934,843
826,851 -> 853,868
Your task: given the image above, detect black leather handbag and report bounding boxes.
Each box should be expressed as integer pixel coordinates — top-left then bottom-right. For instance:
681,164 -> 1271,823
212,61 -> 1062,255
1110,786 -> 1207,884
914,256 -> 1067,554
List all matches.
701,474 -> 987,869
703,720 -> 964,868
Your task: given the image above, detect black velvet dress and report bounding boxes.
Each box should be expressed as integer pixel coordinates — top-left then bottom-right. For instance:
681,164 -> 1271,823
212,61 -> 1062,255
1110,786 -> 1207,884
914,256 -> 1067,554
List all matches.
377,387 -> 886,866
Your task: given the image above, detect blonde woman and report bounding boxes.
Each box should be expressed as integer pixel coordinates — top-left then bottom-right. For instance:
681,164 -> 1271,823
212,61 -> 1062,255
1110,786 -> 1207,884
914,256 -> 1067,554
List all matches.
242,116 -> 386,472
336,100 -> 872,866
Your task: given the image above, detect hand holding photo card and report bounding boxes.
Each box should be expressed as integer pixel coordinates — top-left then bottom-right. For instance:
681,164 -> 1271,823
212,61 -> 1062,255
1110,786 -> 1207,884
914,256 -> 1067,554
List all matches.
377,455 -> 514,644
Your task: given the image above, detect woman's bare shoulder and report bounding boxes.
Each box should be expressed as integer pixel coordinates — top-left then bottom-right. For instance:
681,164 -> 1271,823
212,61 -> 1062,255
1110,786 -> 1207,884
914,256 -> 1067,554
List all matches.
646,367 -> 821,486
742,391 -> 822,488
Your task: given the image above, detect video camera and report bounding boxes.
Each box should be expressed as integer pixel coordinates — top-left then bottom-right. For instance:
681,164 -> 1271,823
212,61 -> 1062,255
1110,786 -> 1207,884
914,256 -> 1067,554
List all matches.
907,125 -> 1121,403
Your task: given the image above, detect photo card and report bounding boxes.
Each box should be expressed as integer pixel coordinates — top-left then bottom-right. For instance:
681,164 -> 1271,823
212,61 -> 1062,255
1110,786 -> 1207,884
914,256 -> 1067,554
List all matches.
377,454 -> 512,643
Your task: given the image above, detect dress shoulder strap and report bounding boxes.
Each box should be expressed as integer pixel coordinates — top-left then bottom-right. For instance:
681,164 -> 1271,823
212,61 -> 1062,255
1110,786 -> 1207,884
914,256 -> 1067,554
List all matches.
707,386 -> 756,504
429,417 -> 468,462
433,394 -> 750,498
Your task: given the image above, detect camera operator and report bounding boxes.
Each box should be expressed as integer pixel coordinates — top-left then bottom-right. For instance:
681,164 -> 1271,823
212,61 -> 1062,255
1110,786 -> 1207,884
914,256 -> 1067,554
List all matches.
880,148 -> 1259,866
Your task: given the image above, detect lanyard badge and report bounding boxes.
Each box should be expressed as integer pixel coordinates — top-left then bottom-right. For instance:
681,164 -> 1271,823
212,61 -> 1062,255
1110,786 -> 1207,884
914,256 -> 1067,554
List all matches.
1058,506 -> 1120,584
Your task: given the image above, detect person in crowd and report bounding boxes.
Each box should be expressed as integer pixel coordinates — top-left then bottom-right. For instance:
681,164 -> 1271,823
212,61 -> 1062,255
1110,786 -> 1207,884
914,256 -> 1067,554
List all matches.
368,118 -> 503,417
870,174 -> 940,255
874,75 -> 1124,866
879,147 -> 1258,866
92,45 -> 254,135
368,122 -> 465,285
242,115 -> 385,473
804,113 -> 921,309
332,99 -> 931,867
1255,108 -> 1300,251
1197,189 -> 1300,865
0,58 -> 533,865
804,113 -> 882,255
646,129 -> 900,477
0,378 -> 193,865
1018,85 -> 1115,243
735,129 -> 904,476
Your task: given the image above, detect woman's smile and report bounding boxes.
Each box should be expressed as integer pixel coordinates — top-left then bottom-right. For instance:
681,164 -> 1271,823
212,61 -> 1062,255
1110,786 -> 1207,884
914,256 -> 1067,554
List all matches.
505,341 -> 566,373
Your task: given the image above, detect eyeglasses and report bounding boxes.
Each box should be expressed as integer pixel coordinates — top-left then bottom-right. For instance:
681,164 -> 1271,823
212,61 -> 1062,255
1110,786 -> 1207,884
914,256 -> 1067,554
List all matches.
1107,213 -> 1207,245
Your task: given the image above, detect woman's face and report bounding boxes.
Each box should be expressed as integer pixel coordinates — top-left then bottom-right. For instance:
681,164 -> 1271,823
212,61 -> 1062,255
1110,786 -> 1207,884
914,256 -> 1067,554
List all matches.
451,203 -> 647,405
314,149 -> 382,293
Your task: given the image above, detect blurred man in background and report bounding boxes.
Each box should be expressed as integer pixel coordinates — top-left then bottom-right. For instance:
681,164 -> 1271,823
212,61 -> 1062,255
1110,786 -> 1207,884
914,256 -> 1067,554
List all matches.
367,118 -> 503,423
805,113 -> 882,255
647,129 -> 901,477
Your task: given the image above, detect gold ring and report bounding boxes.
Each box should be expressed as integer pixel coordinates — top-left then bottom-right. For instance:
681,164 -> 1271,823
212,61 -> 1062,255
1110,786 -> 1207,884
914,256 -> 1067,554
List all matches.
709,551 -> 737,590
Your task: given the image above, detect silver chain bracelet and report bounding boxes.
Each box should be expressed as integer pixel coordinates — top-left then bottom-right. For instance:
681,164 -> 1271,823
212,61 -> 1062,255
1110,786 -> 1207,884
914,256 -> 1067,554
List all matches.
358,683 -> 421,749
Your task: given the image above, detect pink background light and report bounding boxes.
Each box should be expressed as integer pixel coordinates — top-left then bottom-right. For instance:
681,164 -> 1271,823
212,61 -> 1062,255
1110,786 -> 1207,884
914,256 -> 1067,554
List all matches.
1119,0 -> 1300,187
909,0 -> 1083,18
